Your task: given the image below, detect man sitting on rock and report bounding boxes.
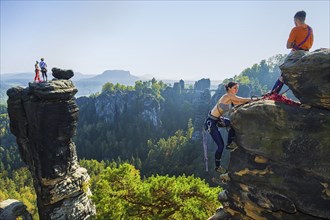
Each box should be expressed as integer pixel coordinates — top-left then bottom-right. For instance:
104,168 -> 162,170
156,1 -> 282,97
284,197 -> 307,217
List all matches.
271,10 -> 314,94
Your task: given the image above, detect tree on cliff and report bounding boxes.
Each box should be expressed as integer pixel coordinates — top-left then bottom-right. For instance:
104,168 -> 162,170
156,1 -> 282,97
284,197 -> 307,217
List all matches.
91,163 -> 221,220
143,119 -> 200,177
0,108 -> 23,172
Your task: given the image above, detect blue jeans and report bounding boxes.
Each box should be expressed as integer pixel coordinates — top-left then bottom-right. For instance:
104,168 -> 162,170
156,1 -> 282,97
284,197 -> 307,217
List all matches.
271,78 -> 284,94
204,116 -> 234,167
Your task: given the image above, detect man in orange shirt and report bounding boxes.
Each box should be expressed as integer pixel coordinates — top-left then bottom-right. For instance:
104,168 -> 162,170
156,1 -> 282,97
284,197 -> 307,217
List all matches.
271,10 -> 313,94
287,10 -> 313,51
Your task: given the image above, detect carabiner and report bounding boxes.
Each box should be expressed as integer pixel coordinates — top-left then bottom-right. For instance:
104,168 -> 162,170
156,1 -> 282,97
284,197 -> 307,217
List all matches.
207,120 -> 212,133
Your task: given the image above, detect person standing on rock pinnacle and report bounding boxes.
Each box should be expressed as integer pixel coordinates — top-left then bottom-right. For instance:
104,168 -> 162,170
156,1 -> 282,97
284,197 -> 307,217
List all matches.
34,61 -> 41,83
204,82 -> 251,173
271,10 -> 314,94
39,58 -> 48,82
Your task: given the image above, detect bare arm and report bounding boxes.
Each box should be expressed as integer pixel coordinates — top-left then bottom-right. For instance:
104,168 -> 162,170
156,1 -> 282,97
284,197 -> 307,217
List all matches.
230,94 -> 250,105
221,94 -> 250,105
310,29 -> 314,48
287,40 -> 294,49
287,28 -> 296,49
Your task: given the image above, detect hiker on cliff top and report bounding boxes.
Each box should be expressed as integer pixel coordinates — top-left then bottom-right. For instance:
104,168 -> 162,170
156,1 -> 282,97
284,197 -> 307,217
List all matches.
34,61 -> 41,83
271,10 -> 314,94
39,58 -> 48,82
204,82 -> 251,173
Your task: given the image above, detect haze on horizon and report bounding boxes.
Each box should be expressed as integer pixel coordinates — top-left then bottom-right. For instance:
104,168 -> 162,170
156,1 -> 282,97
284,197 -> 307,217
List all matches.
1,1 -> 329,81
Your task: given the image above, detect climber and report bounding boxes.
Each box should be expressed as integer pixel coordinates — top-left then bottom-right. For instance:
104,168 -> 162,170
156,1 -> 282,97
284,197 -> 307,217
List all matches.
34,61 -> 41,83
271,10 -> 313,94
39,58 -> 48,82
204,82 -> 251,173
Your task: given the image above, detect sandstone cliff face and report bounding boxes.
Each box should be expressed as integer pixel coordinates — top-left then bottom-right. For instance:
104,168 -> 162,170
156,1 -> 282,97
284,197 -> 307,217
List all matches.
212,49 -> 330,220
7,70 -> 95,220
79,90 -> 161,127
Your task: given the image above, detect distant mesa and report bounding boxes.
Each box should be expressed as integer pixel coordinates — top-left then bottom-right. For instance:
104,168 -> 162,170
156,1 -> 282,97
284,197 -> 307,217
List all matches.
52,67 -> 74,80
91,70 -> 139,81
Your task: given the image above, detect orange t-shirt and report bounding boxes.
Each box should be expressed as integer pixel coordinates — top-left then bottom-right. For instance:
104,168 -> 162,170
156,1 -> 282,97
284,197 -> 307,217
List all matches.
288,24 -> 313,50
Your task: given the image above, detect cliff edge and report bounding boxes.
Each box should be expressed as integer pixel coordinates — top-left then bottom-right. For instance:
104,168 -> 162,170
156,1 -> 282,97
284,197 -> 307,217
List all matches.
6,69 -> 96,220
211,49 -> 330,220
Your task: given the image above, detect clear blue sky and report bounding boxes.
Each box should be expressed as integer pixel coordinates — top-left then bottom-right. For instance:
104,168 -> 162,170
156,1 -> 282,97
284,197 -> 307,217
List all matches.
1,1 -> 329,81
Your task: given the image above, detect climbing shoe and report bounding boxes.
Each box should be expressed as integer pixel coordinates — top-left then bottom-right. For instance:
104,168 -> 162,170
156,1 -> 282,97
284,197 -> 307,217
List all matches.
226,142 -> 238,150
214,166 -> 227,174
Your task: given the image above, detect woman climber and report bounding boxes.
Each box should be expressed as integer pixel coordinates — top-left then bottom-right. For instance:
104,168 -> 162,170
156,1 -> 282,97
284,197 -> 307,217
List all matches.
204,82 -> 251,173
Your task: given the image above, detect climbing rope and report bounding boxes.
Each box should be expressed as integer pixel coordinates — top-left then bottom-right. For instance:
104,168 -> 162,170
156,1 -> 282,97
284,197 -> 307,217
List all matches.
202,130 -> 209,172
261,90 -> 300,107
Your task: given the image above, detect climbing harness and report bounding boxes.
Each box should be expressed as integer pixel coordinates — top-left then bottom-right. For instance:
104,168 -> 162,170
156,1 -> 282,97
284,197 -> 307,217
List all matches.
206,120 -> 212,133
204,116 -> 228,134
217,117 -> 227,127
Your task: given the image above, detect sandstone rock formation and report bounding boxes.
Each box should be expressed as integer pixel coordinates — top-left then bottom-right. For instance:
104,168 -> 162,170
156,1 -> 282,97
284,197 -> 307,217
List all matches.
6,69 -> 95,220
280,49 -> 330,110
210,49 -> 330,220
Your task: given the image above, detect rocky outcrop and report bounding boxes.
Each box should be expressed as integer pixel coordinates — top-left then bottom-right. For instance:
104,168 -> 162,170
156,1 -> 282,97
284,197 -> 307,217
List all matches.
6,69 -> 95,220
280,49 -> 330,110
52,68 -> 74,80
0,199 -> 32,220
211,49 -> 330,220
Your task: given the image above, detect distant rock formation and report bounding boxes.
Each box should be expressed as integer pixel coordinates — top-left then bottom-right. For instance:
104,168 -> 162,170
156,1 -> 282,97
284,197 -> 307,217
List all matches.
0,199 -> 32,220
194,78 -> 211,91
6,69 -> 96,220
173,82 -> 183,93
179,79 -> 185,90
79,89 -> 161,127
74,70 -> 139,97
95,70 -> 138,80
210,49 -> 330,220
